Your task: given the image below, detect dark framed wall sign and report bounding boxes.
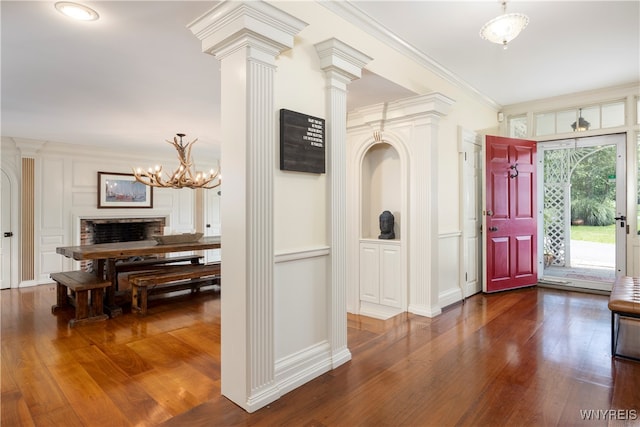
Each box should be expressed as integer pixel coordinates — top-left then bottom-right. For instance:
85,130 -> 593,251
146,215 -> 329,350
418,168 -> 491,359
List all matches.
97,171 -> 153,208
279,109 -> 326,174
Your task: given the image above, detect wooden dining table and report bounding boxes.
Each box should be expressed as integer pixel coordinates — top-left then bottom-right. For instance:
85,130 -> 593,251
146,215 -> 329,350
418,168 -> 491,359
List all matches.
56,236 -> 221,316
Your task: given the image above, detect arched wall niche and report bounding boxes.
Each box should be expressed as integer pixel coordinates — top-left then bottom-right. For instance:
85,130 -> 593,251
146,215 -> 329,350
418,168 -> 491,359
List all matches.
351,130 -> 409,319
361,142 -> 401,239
355,130 -> 410,245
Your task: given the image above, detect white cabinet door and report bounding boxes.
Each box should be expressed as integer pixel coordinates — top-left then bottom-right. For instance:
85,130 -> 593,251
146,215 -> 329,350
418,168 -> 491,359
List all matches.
360,240 -> 402,308
380,245 -> 401,307
359,243 -> 380,303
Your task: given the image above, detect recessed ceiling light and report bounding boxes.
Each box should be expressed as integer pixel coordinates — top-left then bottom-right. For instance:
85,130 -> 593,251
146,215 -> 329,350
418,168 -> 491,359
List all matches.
55,2 -> 99,21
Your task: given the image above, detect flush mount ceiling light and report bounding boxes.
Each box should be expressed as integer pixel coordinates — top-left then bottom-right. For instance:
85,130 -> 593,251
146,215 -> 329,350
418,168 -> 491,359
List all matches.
480,1 -> 529,49
55,2 -> 99,21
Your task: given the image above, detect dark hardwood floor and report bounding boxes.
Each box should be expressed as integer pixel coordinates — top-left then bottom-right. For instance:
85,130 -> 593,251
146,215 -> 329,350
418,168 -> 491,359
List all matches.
2,284 -> 639,426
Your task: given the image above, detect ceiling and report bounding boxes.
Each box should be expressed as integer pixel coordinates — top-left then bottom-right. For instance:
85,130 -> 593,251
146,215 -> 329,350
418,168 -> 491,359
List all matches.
2,1 -> 638,153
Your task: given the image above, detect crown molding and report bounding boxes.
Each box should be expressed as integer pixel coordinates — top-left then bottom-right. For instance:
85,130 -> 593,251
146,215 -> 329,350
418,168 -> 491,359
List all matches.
319,1 -> 501,111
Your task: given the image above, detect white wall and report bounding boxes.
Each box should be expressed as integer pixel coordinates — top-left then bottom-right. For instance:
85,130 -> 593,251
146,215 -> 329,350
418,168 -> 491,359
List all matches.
274,0 -> 499,319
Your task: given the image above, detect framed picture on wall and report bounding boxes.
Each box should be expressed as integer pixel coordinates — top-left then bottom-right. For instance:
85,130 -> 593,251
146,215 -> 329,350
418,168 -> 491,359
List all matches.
97,171 -> 153,208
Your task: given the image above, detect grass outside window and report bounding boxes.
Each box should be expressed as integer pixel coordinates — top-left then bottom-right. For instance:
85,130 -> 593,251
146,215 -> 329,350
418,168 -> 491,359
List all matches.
570,224 -> 616,244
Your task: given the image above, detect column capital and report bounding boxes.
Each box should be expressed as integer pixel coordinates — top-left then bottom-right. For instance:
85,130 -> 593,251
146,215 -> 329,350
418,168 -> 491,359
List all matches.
13,138 -> 46,157
314,38 -> 372,82
188,0 -> 307,60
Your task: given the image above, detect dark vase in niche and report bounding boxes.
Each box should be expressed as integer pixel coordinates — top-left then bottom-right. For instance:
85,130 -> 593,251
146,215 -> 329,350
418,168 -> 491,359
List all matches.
378,210 -> 395,240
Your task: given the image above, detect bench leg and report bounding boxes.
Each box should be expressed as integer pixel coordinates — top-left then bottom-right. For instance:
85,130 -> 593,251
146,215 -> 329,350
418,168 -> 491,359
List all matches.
90,288 -> 105,317
75,290 -> 89,320
51,282 -> 69,313
611,312 -> 640,362
131,284 -> 140,313
131,285 -> 148,316
67,289 -> 109,327
139,286 -> 148,316
612,311 -> 617,356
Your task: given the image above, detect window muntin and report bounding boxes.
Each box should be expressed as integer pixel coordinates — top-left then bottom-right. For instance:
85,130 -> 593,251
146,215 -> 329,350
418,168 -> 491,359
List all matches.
534,101 -> 626,136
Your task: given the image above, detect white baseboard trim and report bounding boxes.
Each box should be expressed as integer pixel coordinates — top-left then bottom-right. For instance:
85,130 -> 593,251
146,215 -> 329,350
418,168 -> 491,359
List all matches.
243,384 -> 282,413
465,282 -> 481,297
18,279 -> 47,288
331,347 -> 352,369
359,301 -> 404,320
439,288 -> 463,308
408,303 -> 442,318
275,341 -> 332,397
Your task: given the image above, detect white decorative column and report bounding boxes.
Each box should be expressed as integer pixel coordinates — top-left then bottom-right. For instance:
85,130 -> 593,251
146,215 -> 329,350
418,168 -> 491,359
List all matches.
189,1 -> 307,412
408,116 -> 441,317
315,39 -> 372,368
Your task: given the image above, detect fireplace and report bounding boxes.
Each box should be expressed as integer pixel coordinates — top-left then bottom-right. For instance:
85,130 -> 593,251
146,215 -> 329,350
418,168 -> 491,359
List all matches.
79,217 -> 166,270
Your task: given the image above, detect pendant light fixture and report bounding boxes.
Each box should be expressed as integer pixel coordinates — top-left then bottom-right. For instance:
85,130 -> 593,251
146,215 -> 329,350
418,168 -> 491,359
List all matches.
571,109 -> 590,132
480,1 -> 529,49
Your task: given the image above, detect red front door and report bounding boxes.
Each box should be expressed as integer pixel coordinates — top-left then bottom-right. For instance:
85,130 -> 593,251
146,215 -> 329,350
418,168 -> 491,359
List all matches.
484,135 -> 537,293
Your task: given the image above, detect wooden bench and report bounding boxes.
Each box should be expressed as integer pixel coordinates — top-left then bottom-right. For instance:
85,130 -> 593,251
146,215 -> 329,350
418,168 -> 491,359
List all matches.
50,271 -> 110,327
129,262 -> 221,316
608,276 -> 640,361
113,254 -> 204,293
114,254 -> 203,273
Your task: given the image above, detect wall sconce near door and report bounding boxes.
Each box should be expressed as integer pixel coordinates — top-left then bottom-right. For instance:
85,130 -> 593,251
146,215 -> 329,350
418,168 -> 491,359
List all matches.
571,109 -> 590,132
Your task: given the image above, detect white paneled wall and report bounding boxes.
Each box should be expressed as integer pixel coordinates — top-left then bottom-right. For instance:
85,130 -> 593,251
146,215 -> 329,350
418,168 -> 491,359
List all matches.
15,140 -> 217,286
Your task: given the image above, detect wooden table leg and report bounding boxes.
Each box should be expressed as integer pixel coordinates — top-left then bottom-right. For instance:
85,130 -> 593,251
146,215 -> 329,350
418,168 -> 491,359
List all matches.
101,258 -> 123,318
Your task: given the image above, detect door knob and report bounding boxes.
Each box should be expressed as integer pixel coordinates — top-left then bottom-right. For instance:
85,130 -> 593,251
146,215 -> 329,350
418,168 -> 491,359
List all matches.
3,232 -> 13,237
489,226 -> 498,232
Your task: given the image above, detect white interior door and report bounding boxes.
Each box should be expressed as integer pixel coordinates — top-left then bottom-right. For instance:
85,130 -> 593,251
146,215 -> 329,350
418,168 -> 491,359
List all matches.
460,129 -> 482,297
1,169 -> 12,289
203,188 -> 221,264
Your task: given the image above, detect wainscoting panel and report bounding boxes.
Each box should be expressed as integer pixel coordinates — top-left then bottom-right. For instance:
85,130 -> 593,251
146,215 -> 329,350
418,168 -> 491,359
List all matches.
274,247 -> 330,361
18,141 -> 211,287
438,231 -> 462,308
72,191 -> 97,208
72,160 -> 100,188
41,158 -> 65,230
